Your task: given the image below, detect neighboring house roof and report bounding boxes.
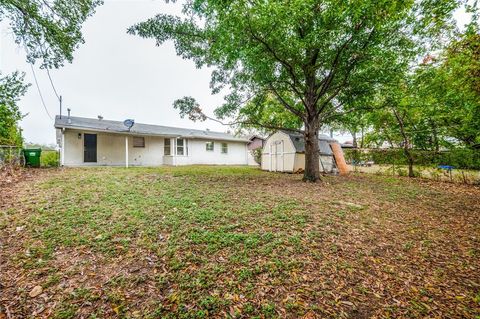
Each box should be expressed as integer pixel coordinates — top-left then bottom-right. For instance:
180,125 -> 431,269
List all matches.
246,135 -> 265,141
54,116 -> 249,142
341,141 -> 356,148
284,131 -> 336,155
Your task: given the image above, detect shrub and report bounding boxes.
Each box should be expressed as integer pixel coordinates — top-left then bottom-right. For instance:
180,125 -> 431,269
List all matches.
41,150 -> 59,167
251,149 -> 262,165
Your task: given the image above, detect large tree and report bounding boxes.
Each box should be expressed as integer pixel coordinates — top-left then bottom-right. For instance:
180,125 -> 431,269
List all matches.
0,0 -> 101,147
129,0 -> 459,181
0,72 -> 29,146
434,31 -> 480,147
1,0 -> 102,68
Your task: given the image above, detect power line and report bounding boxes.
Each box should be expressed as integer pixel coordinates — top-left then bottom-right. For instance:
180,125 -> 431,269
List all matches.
45,67 -> 61,101
30,64 -> 53,120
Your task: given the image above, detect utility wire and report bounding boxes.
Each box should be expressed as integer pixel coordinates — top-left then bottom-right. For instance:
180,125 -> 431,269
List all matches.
45,67 -> 61,101
30,64 -> 53,120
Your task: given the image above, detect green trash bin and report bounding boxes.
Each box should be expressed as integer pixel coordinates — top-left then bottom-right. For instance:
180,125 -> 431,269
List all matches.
23,148 -> 42,167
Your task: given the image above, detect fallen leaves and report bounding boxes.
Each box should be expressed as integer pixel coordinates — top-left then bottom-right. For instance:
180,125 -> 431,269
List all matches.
29,286 -> 43,298
0,167 -> 479,318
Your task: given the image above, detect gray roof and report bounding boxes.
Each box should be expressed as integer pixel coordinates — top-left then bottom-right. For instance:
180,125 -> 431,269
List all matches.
54,116 -> 249,142
245,134 -> 266,141
285,132 -> 336,155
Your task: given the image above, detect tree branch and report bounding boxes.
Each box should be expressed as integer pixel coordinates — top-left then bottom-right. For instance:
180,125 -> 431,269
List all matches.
268,84 -> 306,121
201,113 -> 304,134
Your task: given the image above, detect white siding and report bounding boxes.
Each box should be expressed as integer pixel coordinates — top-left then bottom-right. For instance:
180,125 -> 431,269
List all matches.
165,138 -> 248,166
62,129 -> 165,166
60,130 -> 248,166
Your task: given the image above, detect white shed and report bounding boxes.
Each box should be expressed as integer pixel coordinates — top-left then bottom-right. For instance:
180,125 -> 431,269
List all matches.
261,131 -> 346,174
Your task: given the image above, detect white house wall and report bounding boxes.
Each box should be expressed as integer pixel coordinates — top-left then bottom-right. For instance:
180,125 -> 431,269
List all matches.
166,139 -> 248,166
60,129 -> 248,166
62,129 -> 165,166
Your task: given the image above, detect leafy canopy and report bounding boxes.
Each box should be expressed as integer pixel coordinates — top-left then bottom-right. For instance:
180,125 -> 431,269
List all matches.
129,0 -> 459,131
0,72 -> 29,146
1,0 -> 102,68
0,0 -> 101,147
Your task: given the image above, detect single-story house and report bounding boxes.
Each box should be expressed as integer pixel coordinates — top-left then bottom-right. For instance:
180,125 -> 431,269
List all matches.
261,131 -> 348,174
54,115 -> 253,167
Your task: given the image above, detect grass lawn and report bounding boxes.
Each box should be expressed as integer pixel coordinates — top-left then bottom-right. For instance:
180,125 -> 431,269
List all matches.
1,166 -> 479,318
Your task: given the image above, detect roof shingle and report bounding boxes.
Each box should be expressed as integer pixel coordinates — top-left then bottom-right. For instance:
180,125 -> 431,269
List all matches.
54,116 -> 248,142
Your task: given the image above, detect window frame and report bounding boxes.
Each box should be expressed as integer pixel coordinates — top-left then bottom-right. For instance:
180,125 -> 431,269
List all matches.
133,136 -> 145,148
176,138 -> 187,156
221,142 -> 228,154
164,138 -> 171,155
206,141 -> 214,152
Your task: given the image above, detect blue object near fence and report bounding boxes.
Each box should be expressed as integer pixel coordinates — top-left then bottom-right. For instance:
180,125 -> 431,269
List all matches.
438,165 -> 455,171
438,165 -> 455,180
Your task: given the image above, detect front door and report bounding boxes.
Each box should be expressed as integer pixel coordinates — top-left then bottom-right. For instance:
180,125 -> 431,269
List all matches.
84,133 -> 97,163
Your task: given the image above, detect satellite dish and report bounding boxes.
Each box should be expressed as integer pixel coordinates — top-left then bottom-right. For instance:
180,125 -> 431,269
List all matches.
123,119 -> 135,130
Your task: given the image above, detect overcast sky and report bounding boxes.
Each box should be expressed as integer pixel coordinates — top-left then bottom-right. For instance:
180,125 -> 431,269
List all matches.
1,0 -> 472,145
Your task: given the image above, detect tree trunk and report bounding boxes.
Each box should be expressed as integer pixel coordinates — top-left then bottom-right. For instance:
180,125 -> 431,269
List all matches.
360,126 -> 365,148
351,131 -> 358,148
430,120 -> 439,152
392,107 -> 415,178
404,146 -> 415,177
303,118 -> 321,182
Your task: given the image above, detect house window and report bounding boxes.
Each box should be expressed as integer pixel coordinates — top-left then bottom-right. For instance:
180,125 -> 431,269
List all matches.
177,138 -> 187,156
206,141 -> 214,151
133,136 -> 145,148
221,142 -> 228,154
164,138 -> 171,155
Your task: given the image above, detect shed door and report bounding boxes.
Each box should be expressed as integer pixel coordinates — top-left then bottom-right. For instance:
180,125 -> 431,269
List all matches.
84,133 -> 97,163
273,141 -> 284,172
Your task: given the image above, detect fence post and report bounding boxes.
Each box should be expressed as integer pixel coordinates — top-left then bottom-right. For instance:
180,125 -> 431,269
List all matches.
392,152 -> 395,176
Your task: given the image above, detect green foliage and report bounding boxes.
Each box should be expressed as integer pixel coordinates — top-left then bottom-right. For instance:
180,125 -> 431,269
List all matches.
3,166 -> 479,316
434,32 -> 480,147
0,72 -> 29,147
359,30 -> 480,152
41,150 -> 59,167
129,0 -> 455,123
344,148 -> 480,170
1,0 -> 102,68
250,148 -> 262,165
0,1 -> 101,153
129,0 -> 461,181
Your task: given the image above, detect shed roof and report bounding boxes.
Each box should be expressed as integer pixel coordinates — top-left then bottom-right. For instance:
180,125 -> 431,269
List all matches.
284,132 -> 336,155
54,116 -> 248,142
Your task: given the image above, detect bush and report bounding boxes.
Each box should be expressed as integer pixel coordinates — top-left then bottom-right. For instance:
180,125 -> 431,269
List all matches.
250,149 -> 262,165
41,150 -> 59,167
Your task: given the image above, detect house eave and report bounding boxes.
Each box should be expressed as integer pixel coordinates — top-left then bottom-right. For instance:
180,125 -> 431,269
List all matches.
54,124 -> 249,143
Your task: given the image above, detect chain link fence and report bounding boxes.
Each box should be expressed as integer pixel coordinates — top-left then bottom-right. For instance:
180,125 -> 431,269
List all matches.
0,146 -> 24,167
343,148 -> 480,184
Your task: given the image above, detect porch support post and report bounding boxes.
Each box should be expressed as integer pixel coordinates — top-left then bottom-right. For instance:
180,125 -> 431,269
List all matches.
173,138 -> 177,166
125,136 -> 129,168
